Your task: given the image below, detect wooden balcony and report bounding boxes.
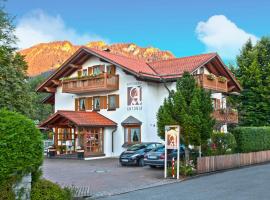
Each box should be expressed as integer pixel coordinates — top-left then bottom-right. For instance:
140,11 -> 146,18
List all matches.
195,74 -> 228,93
62,73 -> 119,94
212,109 -> 239,124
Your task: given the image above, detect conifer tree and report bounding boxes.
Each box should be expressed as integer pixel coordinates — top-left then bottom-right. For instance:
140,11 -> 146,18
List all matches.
231,37 -> 270,126
157,72 -> 215,156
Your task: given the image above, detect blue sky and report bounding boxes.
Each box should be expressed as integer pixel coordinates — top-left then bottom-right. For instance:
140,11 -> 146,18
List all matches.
5,0 -> 270,62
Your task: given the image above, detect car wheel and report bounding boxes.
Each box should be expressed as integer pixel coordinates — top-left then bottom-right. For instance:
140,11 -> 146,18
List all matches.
149,165 -> 156,168
138,158 -> 145,167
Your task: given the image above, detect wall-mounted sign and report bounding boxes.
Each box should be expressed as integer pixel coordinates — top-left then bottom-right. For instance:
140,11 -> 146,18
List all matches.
165,125 -> 180,179
127,82 -> 142,111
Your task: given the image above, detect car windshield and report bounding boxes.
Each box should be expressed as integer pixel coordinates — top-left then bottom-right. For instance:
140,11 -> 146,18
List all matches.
127,144 -> 146,151
153,146 -> 165,152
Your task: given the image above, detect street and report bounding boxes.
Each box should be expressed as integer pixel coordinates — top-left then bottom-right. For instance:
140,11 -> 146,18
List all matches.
100,163 -> 270,200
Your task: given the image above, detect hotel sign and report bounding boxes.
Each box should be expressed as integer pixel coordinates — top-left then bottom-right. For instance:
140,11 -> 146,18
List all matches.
164,125 -> 180,179
127,82 -> 142,111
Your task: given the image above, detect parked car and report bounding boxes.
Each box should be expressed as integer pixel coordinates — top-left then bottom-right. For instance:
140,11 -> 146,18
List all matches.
119,142 -> 162,166
144,145 -> 185,168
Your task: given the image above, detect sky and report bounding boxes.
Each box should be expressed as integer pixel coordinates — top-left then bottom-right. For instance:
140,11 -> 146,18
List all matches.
5,0 -> 270,62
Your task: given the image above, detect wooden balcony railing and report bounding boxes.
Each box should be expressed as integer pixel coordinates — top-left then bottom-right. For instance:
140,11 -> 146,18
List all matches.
62,73 -> 119,94
195,74 -> 228,93
212,109 -> 239,124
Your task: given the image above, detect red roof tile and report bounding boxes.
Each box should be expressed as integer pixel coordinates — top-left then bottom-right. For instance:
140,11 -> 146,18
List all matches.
37,48 -> 241,92
148,53 -> 217,77
84,47 -> 157,76
39,110 -> 117,127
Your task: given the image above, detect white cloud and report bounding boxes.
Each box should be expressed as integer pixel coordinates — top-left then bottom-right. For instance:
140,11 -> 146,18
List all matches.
196,15 -> 258,59
15,9 -> 108,49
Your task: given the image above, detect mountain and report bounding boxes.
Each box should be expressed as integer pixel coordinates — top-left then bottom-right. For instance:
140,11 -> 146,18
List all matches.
19,41 -> 175,76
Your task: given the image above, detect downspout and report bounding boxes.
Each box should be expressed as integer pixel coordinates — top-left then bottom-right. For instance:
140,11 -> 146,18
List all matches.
111,126 -> 117,154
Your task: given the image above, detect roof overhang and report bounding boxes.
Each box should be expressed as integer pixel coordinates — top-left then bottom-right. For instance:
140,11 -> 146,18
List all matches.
36,47 -> 160,93
39,110 -> 117,128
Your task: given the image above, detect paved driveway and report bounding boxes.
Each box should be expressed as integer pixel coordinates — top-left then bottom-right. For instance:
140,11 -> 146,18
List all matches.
100,163 -> 270,200
42,158 -> 176,197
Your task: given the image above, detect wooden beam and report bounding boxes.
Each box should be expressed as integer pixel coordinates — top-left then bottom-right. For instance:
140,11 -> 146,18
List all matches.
69,64 -> 82,69
44,87 -> 56,93
51,80 -> 60,85
228,85 -> 235,92
206,62 -> 219,75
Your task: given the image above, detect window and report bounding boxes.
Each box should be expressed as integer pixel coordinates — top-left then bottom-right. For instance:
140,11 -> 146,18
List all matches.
107,65 -> 116,75
124,126 -> 141,144
199,67 -> 204,74
212,98 -> 221,110
78,70 -> 82,77
108,95 -> 116,110
93,97 -> 100,111
108,95 -> 119,110
79,98 -> 86,111
82,69 -> 87,76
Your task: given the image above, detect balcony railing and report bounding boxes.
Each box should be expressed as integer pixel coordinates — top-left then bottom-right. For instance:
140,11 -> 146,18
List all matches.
212,109 -> 239,124
195,74 -> 228,93
62,73 -> 119,94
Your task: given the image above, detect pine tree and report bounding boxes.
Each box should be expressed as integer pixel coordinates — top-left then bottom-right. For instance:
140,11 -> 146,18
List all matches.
0,4 -> 35,118
157,72 -> 215,156
232,37 -> 270,126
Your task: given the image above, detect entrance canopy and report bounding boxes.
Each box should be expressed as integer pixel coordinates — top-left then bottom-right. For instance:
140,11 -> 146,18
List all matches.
40,110 -> 117,128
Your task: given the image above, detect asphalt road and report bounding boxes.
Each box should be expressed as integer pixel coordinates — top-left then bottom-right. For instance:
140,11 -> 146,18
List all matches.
100,163 -> 270,200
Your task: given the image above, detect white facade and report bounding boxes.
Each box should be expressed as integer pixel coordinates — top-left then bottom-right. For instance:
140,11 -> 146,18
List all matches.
54,55 -> 227,157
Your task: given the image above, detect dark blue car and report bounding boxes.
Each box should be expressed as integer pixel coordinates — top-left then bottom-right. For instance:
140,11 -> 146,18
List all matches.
119,143 -> 162,166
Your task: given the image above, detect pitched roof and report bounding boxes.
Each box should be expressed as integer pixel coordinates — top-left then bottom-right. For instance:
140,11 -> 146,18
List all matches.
39,110 -> 117,127
121,116 -> 142,125
85,47 -> 157,76
36,47 -> 241,93
148,53 -> 217,78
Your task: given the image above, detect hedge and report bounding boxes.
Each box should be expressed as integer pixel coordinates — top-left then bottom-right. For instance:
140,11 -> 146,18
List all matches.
31,179 -> 73,200
232,127 -> 270,153
0,109 -> 43,182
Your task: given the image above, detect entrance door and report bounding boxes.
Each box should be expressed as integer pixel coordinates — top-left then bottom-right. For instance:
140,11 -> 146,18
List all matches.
84,128 -> 104,156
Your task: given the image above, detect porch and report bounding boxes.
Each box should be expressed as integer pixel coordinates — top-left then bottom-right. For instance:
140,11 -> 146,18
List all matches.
39,110 -> 117,159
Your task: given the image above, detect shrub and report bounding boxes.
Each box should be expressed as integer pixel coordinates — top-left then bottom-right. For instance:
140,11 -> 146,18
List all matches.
0,109 -> 43,181
31,179 -> 73,200
167,160 -> 195,177
206,131 -> 236,156
232,127 -> 270,153
0,178 -> 16,200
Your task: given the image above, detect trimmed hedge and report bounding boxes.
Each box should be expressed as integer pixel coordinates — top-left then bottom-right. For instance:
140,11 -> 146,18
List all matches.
31,179 -> 73,200
232,127 -> 270,153
0,109 -> 43,181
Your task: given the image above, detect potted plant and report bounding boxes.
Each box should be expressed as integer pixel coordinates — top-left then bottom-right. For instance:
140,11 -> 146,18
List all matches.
218,76 -> 227,83
207,73 -> 216,80
59,145 -> 66,154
